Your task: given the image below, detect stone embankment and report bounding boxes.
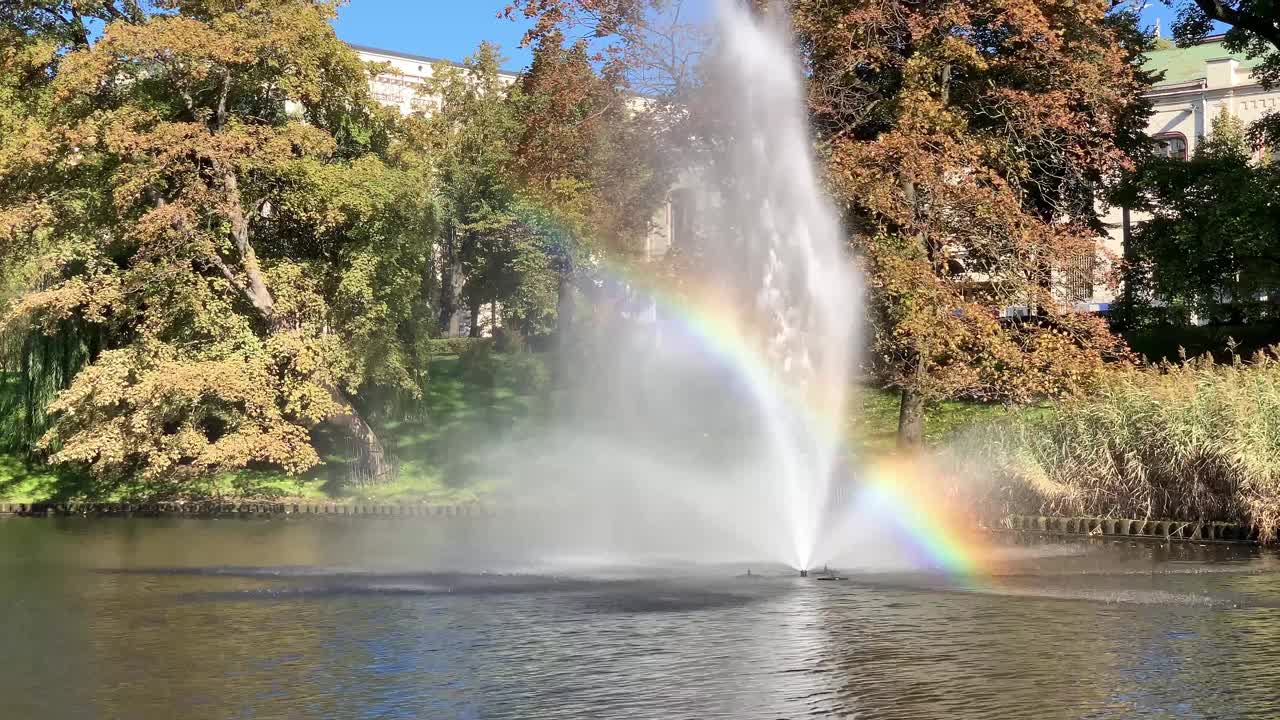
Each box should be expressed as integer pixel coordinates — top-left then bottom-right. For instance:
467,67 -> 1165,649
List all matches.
0,502 -> 491,518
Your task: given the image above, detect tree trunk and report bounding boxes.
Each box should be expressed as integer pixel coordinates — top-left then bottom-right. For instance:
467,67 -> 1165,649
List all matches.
216,167 -> 394,485
321,380 -> 393,486
438,224 -> 461,335
556,269 -> 575,350
468,299 -> 481,338
897,387 -> 925,449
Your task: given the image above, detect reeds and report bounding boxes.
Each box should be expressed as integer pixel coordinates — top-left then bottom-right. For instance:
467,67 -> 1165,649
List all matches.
962,349 -> 1280,541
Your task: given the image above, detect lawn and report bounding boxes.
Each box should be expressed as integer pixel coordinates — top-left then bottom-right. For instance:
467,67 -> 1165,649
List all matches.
1,352 -> 1011,504
849,388 -> 1020,454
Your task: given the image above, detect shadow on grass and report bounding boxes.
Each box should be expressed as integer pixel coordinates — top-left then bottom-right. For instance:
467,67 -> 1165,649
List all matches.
850,387 -> 1023,454
297,353 -> 553,503
0,454 -> 96,503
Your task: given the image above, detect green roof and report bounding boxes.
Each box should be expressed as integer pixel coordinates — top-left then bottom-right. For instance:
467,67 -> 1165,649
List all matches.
1143,38 -> 1262,87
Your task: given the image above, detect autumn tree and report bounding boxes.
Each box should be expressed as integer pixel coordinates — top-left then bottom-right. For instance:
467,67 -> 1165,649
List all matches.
0,0 -> 435,492
796,0 -> 1148,445
503,0 -> 706,98
503,27 -> 669,343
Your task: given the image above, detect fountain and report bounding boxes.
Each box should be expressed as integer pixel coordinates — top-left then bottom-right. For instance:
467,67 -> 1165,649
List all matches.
492,1 -> 859,575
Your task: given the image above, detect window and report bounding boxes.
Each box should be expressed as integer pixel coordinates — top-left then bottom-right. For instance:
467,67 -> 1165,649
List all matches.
1064,252 -> 1097,303
1153,133 -> 1188,160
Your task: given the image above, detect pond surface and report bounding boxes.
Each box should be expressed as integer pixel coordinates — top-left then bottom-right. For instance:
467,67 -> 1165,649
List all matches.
2,517 -> 1280,719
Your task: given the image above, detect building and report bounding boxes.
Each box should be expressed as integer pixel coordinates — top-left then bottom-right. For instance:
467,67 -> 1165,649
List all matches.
1093,35 -> 1277,312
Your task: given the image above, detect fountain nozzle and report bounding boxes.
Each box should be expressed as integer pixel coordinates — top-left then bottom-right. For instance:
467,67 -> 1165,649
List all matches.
799,569 -> 808,577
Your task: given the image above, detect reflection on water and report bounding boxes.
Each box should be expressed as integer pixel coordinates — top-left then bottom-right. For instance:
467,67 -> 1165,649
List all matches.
2,518 -> 1280,719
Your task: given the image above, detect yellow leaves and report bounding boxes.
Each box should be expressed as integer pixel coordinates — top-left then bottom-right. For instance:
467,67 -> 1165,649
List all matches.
3,273 -> 121,331
0,201 -> 53,247
40,341 -> 338,484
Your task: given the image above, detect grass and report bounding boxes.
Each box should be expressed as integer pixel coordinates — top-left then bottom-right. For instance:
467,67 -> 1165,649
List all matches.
850,388 -> 1019,453
0,350 -> 1006,504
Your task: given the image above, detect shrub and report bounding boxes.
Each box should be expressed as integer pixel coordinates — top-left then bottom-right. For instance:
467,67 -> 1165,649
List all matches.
497,351 -> 551,394
963,351 -> 1280,541
427,338 -> 492,356
458,341 -> 498,387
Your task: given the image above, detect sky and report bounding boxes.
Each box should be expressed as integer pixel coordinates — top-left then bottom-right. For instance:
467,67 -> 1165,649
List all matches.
333,1 -> 537,72
329,1 -> 1201,72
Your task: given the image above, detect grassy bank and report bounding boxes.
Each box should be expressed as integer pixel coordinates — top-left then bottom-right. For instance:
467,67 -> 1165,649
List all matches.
1,350 -> 548,504
963,354 -> 1280,540
1,349 -> 1007,504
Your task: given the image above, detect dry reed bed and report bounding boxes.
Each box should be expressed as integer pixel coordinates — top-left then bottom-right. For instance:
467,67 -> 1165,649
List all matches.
958,352 -> 1280,542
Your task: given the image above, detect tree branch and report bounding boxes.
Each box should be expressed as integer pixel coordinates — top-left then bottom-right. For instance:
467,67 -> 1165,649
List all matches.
214,69 -> 232,132
1192,0 -> 1280,49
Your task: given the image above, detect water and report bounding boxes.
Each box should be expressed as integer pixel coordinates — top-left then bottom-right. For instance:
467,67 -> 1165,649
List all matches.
5,518 -> 1280,719
499,0 -> 857,573
700,2 -> 858,571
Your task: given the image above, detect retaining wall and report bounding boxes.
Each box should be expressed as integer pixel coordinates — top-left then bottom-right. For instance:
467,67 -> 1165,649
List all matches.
999,514 -> 1258,544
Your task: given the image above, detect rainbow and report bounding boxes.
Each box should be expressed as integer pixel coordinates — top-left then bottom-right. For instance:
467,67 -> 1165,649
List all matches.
855,459 -> 993,581
511,206 -> 994,579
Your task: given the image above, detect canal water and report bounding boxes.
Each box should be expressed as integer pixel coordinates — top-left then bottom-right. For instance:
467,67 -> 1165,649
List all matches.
2,517 -> 1279,719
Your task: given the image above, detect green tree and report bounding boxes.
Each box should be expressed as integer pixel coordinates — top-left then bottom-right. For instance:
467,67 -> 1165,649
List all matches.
0,0 -> 435,492
1118,108 -> 1280,324
418,43 -> 565,340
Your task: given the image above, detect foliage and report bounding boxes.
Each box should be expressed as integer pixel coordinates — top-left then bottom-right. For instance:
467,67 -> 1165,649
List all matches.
0,0 -> 432,488
963,351 -> 1280,541
426,337 -> 493,356
793,0 -> 1149,442
1124,323 -> 1280,363
1117,108 -> 1280,324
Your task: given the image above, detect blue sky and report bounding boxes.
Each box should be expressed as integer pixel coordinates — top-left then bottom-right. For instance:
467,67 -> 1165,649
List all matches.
333,1 -> 537,71
329,1 -> 1195,71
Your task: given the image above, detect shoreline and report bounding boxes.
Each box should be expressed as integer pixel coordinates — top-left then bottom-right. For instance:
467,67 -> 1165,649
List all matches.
0,503 -> 1261,545
0,501 -> 492,519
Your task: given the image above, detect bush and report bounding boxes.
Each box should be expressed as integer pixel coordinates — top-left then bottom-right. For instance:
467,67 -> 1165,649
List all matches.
458,341 -> 551,394
1123,323 -> 1280,364
427,337 -> 492,357
964,351 -> 1280,541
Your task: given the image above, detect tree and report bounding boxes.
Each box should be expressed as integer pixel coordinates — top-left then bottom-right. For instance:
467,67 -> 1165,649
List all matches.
1118,108 -> 1280,324
507,27 -> 669,342
795,0 -> 1147,445
0,0 -> 435,492
418,43 -> 523,337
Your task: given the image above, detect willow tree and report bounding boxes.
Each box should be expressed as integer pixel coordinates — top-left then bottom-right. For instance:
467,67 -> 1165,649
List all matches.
795,0 -> 1150,444
0,0 -> 434,492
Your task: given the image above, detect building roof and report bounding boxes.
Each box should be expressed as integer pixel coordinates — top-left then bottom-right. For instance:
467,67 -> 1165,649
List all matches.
1143,36 -> 1263,87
